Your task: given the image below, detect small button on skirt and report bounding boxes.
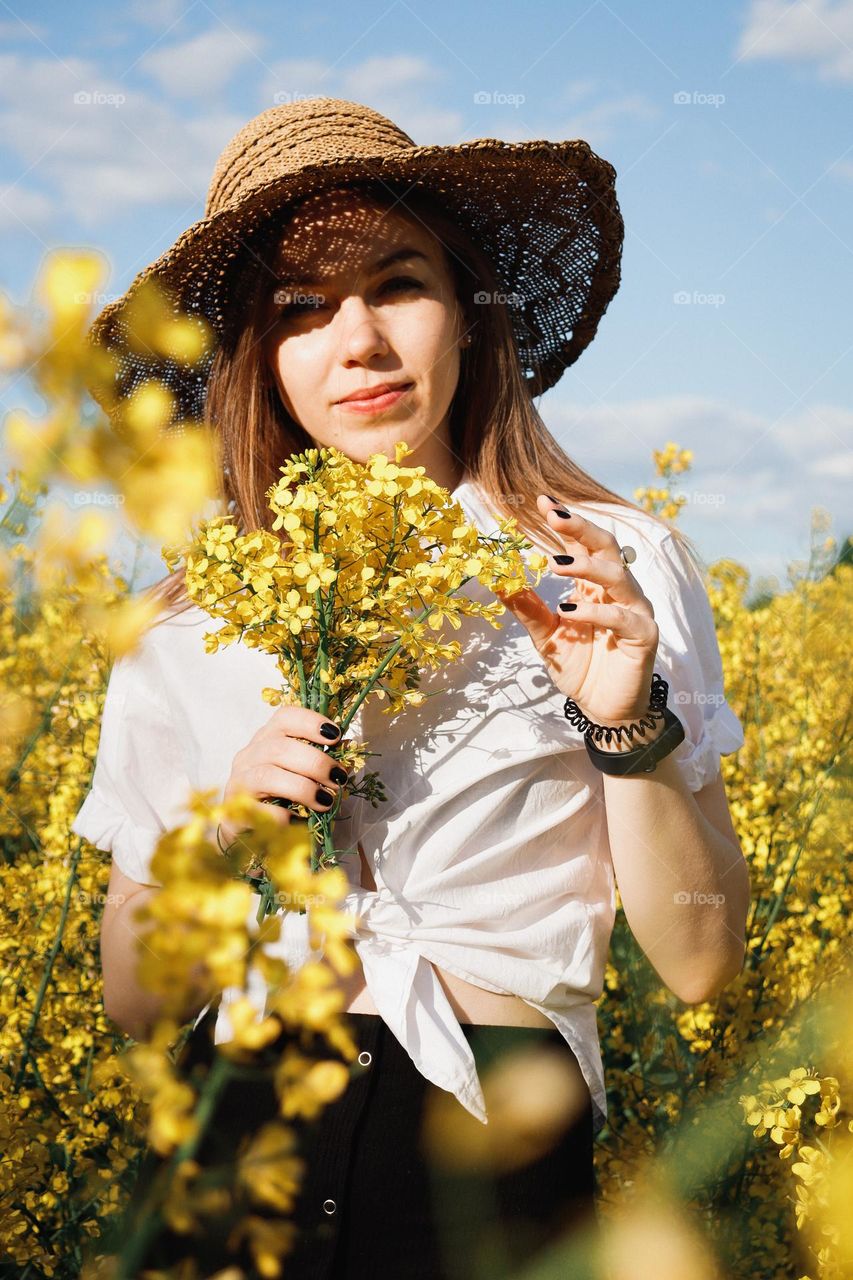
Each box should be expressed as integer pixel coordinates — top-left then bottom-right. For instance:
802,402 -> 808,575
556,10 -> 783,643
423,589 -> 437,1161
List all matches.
122,1004 -> 599,1279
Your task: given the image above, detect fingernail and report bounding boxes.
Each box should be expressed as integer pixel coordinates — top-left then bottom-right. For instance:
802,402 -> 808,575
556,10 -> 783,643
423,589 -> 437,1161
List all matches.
554,508 -> 571,519
559,601 -> 578,611
316,787 -> 335,805
330,766 -> 348,785
546,494 -> 560,503
553,554 -> 574,565
320,722 -> 341,739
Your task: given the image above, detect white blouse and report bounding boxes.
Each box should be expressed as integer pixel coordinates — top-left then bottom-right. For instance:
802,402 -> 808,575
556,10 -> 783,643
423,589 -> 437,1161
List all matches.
71,478 -> 745,1136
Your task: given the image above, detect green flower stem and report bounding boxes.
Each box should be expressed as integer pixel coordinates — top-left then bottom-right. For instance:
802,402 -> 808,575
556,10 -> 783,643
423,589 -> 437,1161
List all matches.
335,585 -> 476,737
115,1052 -> 234,1279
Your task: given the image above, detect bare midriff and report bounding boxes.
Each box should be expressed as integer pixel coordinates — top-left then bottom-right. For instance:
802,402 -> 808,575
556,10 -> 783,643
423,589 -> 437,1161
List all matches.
339,843 -> 554,1029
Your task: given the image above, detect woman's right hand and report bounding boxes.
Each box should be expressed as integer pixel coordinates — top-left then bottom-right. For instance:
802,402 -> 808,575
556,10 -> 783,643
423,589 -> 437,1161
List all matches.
219,705 -> 349,850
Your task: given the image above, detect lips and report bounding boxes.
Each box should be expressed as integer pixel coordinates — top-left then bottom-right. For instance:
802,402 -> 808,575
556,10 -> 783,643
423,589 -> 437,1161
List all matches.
336,381 -> 412,403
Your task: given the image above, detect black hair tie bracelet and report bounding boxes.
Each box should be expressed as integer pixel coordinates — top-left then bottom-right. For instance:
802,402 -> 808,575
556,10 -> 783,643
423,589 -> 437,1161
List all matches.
563,672 -> 685,776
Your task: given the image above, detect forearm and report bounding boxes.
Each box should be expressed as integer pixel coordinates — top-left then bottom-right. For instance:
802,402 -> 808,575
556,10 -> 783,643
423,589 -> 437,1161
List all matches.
100,890 -> 216,1041
602,745 -> 750,1003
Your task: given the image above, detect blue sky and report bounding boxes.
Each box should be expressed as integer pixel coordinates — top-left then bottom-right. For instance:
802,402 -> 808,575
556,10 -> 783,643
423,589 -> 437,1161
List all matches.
1,0 -> 851,594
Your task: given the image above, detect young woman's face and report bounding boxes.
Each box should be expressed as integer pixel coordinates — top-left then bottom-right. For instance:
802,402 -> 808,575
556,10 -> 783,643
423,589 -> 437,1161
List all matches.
262,189 -> 467,490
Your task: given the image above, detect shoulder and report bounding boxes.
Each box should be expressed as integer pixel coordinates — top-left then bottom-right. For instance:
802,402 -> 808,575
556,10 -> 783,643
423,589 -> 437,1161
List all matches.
560,499 -> 678,558
457,482 -> 676,555
109,596 -> 224,706
134,594 -> 229,652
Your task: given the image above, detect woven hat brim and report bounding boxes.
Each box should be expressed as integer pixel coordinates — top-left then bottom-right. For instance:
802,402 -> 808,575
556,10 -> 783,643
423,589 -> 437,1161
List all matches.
87,136 -> 624,418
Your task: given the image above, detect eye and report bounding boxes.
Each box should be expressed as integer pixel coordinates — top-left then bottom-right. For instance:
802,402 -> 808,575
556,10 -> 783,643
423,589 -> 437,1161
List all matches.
275,290 -> 326,318
274,276 -> 424,320
379,275 -> 423,295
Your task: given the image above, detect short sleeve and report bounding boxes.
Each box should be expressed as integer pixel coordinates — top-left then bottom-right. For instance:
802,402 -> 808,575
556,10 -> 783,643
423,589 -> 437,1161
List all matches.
640,533 -> 745,792
70,641 -> 193,886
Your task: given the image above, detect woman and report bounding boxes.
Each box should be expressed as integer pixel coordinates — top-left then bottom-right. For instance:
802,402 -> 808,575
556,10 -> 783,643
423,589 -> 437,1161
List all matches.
72,97 -> 750,1278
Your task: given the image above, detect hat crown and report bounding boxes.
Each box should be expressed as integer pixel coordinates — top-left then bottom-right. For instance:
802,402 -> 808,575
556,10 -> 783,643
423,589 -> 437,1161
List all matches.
205,97 -> 416,218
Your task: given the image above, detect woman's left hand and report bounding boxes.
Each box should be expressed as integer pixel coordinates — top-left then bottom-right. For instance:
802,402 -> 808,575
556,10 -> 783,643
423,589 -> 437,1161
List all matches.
494,496 -> 660,725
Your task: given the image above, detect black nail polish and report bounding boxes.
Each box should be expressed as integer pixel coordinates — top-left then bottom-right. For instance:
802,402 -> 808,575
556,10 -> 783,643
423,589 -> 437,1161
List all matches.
553,554 -> 574,565
559,601 -> 578,611
316,787 -> 335,805
320,722 -> 340,739
546,494 -> 560,504
554,508 -> 571,519
330,766 -> 348,785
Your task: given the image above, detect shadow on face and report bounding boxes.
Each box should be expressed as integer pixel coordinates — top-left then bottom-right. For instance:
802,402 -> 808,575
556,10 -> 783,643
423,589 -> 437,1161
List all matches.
260,185 -> 468,490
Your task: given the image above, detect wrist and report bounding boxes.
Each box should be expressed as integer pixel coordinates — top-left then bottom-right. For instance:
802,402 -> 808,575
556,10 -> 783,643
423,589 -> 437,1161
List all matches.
591,721 -> 666,747
564,672 -> 686,776
594,711 -> 668,752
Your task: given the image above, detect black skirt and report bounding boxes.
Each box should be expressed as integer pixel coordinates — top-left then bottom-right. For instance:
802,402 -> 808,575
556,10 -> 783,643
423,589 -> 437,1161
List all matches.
120,1003 -> 599,1279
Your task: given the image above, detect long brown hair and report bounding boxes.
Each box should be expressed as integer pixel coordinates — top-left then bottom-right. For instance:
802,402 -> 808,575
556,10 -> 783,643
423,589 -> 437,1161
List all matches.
142,179 -> 700,622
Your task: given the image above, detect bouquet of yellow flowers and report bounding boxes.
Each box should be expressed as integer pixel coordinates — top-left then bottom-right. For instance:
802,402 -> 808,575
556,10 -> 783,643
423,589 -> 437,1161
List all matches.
163,440 -> 547,914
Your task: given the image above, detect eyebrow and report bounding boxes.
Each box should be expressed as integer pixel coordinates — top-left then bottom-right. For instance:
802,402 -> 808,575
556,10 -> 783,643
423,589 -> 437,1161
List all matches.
275,247 -> 430,289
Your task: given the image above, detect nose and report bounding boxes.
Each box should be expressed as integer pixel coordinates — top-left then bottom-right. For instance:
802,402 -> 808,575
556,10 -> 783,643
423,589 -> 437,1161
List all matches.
336,293 -> 390,364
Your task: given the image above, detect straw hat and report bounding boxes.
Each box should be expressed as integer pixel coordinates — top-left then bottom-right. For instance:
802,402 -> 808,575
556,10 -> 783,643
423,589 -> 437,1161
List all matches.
87,96 -> 624,424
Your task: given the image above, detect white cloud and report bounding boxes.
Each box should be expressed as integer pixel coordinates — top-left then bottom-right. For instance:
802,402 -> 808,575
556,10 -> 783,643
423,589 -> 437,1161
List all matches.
128,0 -> 192,29
831,157 -> 853,180
559,94 -> 661,146
139,26 -> 267,98
773,402 -> 853,464
549,394 -> 767,469
0,184 -> 55,236
262,57 -> 331,104
387,106 -> 466,143
544,393 -> 851,578
0,19 -> 48,38
260,54 -> 464,142
735,1 -> 853,83
0,51 -> 245,229
810,450 -> 853,477
561,79 -> 600,105
339,54 -> 441,99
